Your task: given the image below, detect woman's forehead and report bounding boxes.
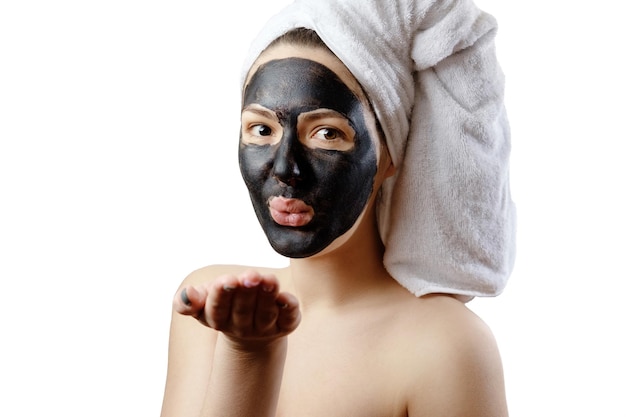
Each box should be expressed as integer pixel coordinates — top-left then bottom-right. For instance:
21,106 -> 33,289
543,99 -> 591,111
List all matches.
244,44 -> 366,102
243,57 -> 360,115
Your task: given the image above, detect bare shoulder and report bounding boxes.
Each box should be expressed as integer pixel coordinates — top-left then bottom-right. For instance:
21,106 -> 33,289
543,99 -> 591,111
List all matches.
179,263 -> 288,288
399,295 -> 508,417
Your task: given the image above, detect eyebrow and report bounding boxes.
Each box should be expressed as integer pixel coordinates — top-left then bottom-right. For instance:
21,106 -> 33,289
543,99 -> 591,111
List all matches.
242,106 -> 349,124
298,109 -> 349,122
241,105 -> 279,121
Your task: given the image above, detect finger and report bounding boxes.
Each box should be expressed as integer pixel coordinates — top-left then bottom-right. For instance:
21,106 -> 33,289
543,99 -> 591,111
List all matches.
275,292 -> 301,334
253,275 -> 280,333
204,275 -> 238,330
173,285 -> 206,316
229,271 -> 263,335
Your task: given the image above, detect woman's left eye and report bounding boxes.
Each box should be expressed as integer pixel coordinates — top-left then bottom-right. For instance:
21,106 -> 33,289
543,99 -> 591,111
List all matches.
312,128 -> 341,141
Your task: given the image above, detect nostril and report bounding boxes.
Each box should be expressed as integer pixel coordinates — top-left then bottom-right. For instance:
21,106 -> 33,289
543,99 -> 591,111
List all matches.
272,137 -> 303,186
273,160 -> 302,187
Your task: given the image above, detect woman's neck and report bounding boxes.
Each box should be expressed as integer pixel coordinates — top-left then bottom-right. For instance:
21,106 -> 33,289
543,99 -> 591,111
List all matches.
284,207 -> 394,311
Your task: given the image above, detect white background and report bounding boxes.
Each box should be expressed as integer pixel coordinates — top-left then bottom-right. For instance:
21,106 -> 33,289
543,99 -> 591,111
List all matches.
1,1 -> 624,416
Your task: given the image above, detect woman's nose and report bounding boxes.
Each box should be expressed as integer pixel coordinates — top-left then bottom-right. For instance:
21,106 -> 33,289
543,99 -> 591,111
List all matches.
272,127 -> 303,187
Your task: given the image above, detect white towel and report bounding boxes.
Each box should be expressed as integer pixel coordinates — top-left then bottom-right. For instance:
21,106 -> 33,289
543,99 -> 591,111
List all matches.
241,0 -> 516,298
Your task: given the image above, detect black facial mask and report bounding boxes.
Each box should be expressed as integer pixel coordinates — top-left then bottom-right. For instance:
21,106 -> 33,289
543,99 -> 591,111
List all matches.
239,57 -> 377,258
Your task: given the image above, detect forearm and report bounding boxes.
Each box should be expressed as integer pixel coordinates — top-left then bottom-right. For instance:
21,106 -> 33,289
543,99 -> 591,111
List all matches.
201,335 -> 288,417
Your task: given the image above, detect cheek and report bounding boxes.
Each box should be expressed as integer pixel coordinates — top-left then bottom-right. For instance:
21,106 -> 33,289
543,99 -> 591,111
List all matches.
239,145 -> 272,186
308,148 -> 376,202
338,138 -> 378,202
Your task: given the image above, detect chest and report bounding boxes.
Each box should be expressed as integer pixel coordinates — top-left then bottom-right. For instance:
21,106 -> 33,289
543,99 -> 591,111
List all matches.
275,319 -> 412,417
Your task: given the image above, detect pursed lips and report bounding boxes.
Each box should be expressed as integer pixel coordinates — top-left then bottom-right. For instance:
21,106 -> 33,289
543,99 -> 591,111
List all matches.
268,196 -> 315,227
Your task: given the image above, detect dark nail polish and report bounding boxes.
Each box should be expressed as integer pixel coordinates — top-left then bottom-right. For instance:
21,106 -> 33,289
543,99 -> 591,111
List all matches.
181,288 -> 192,306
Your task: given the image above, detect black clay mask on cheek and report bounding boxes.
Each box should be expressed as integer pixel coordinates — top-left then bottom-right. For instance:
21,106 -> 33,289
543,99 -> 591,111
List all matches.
239,57 -> 378,258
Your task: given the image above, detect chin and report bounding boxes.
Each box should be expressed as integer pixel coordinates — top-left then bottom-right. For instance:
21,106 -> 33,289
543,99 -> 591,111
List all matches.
267,226 -> 359,260
267,230 -> 328,259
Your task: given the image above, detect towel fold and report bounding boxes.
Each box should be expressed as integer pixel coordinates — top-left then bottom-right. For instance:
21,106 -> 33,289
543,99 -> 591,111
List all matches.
242,0 -> 516,298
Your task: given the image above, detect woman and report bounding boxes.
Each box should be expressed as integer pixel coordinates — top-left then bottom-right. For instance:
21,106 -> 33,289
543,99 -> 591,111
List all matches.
161,1 -> 515,416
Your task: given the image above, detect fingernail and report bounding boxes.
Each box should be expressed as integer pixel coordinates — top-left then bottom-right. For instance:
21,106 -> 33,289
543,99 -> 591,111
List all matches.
242,279 -> 259,288
277,301 -> 288,309
181,288 -> 192,306
262,284 -> 275,292
223,285 -> 235,292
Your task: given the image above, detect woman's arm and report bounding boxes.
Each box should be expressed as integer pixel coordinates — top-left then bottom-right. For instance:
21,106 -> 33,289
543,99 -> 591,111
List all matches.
201,334 -> 288,417
160,268 -> 300,417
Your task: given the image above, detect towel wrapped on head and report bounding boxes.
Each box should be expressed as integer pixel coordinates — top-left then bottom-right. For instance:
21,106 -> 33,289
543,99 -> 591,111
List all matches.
241,0 -> 516,299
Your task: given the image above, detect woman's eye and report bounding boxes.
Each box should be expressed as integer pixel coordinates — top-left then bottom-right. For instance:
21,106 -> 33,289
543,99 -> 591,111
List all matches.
251,124 -> 272,136
312,128 -> 341,141
297,111 -> 355,151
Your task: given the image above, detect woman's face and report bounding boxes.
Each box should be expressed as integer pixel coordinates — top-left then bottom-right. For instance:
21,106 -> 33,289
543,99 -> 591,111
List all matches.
239,45 -> 382,258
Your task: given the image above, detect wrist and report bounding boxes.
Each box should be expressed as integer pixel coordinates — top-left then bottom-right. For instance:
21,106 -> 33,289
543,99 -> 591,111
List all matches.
220,333 -> 288,357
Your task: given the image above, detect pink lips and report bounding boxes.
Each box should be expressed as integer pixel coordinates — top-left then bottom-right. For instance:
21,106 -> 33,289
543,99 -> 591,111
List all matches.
268,196 -> 314,227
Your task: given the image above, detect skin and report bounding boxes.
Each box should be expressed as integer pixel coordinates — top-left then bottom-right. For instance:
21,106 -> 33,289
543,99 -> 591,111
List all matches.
160,44 -> 508,417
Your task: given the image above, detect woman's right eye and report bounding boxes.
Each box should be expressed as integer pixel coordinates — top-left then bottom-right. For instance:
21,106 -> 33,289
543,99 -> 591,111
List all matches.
240,107 -> 281,145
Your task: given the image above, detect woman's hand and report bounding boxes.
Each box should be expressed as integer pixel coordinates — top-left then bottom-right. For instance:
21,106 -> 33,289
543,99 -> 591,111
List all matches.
173,270 -> 301,348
